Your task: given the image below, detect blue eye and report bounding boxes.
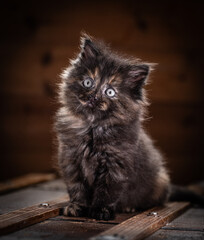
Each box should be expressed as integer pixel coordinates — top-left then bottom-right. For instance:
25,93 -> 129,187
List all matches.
83,78 -> 93,88
105,88 -> 115,97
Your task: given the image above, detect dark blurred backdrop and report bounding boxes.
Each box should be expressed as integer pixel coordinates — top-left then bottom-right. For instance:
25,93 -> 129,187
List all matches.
0,0 -> 204,184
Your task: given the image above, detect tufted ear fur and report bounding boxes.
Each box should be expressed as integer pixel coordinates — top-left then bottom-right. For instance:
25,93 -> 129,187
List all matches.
127,64 -> 150,85
80,35 -> 100,62
123,64 -> 150,99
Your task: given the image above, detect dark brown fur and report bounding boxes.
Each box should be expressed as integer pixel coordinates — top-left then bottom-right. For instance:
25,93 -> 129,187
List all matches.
55,34 -> 170,220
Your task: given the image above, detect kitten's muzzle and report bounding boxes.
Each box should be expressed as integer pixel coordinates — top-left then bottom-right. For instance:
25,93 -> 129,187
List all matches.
87,95 -> 99,108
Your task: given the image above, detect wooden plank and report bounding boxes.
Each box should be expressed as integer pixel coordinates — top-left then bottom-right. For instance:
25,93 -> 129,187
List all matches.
162,208 -> 204,232
34,220 -> 113,239
0,195 -> 68,236
55,212 -> 136,225
0,212 -> 139,239
91,202 -> 190,240
0,218 -> 114,240
34,179 -> 67,192
146,207 -> 204,239
0,188 -> 66,215
145,229 -> 204,240
0,173 -> 56,194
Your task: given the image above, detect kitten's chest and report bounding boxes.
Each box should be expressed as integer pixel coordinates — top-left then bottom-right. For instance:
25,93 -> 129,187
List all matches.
73,124 -> 106,153
74,125 -> 109,184
68,123 -> 134,186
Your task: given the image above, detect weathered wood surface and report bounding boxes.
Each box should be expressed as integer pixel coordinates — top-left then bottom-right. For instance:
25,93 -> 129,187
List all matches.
0,180 -> 68,235
34,179 -> 67,192
0,195 -> 68,236
1,206 -> 203,240
1,179 -> 203,240
56,212 -> 136,225
0,218 -> 114,240
91,202 -> 190,240
162,208 -> 204,232
0,201 -> 191,240
0,173 -> 56,194
146,208 -> 204,239
0,187 -> 66,214
145,229 -> 204,240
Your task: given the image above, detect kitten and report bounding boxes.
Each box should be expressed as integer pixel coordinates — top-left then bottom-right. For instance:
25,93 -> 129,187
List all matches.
55,34 -> 202,220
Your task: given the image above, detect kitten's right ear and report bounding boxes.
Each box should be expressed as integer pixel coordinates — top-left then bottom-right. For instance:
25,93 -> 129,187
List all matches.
80,35 -> 99,62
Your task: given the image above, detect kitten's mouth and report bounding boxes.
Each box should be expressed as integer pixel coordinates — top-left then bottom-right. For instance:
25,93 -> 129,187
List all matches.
85,99 -> 107,112
86,101 -> 99,110
87,102 -> 95,108
86,95 -> 100,109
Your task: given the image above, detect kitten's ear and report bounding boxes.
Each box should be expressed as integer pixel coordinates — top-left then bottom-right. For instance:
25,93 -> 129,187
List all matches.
127,64 -> 150,86
124,64 -> 151,99
80,35 -> 99,61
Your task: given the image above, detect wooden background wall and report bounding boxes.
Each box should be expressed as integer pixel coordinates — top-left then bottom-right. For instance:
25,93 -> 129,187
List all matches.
0,0 -> 204,184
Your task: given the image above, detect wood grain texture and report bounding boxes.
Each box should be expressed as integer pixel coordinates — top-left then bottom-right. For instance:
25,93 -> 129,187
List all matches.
0,173 -> 56,194
34,179 -> 67,192
91,202 -> 190,240
55,212 -> 136,225
0,195 -> 68,236
162,208 -> 204,232
146,208 -> 204,239
145,229 -> 204,240
0,188 -> 66,215
0,218 -> 114,240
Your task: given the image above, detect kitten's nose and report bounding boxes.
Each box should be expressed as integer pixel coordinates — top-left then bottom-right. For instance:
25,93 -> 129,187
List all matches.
89,95 -> 98,102
88,95 -> 98,108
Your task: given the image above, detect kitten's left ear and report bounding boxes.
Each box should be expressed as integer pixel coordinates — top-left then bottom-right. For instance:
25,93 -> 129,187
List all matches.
80,35 -> 99,61
124,64 -> 152,99
127,64 -> 150,85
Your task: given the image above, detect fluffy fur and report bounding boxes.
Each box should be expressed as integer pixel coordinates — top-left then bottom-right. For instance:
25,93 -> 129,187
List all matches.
55,34 -> 170,220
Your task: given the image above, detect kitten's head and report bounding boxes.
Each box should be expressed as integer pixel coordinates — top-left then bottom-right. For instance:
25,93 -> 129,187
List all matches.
60,34 -> 152,123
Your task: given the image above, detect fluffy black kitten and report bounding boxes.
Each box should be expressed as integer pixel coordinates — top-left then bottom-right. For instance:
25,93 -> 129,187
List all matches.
55,35 -> 202,220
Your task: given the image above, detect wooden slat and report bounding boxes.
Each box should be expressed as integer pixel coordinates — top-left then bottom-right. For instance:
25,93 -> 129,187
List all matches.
91,202 -> 190,240
34,179 -> 67,192
0,218 -> 114,240
0,195 -> 68,236
56,212 -> 136,225
146,207 -> 204,239
0,173 -> 56,194
162,208 -> 204,232
0,188 -> 66,215
146,229 -> 204,240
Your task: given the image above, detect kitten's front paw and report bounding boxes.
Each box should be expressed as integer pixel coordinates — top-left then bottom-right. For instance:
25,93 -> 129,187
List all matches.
123,207 -> 136,213
63,202 -> 83,217
89,207 -> 114,220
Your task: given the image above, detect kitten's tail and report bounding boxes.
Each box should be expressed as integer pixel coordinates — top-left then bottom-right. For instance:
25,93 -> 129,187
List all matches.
169,184 -> 204,207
